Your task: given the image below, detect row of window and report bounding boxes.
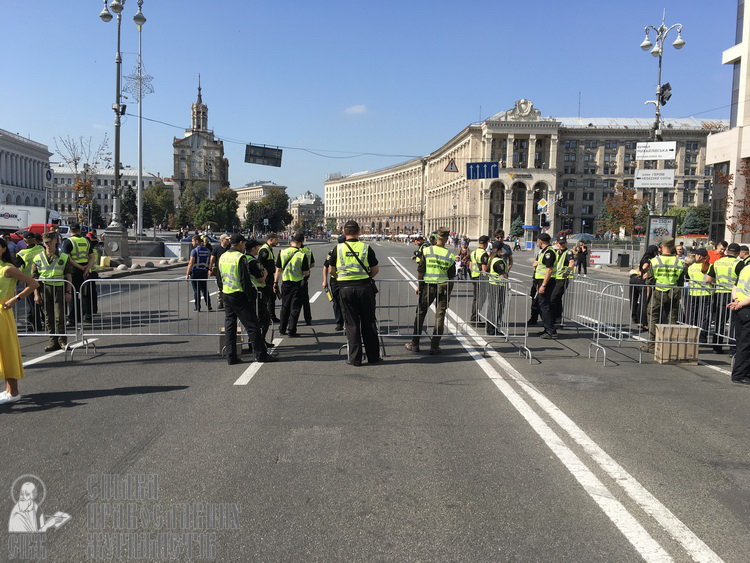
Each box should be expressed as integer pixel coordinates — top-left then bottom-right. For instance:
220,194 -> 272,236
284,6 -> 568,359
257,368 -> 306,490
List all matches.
53,177 -> 155,187
565,140 -> 701,151
52,203 -> 109,213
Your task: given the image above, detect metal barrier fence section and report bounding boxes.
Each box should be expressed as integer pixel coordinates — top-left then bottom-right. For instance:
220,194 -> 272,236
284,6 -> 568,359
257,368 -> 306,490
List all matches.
15,279 -> 79,341
562,277 -> 736,366
373,278 -> 531,361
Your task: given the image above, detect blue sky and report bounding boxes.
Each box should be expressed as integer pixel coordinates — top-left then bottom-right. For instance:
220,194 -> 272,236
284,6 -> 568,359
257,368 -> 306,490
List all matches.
0,0 -> 738,198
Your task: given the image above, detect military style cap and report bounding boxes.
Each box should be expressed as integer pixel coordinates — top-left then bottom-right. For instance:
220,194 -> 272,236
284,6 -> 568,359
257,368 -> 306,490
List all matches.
229,233 -> 246,245
660,236 -> 675,246
42,231 -> 57,242
478,235 -> 490,244
70,223 -> 81,231
436,227 -> 450,238
727,242 -> 741,253
692,248 -> 708,257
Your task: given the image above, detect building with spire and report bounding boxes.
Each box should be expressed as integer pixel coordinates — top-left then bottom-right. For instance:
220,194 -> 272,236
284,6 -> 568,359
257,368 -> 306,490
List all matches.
173,77 -> 229,196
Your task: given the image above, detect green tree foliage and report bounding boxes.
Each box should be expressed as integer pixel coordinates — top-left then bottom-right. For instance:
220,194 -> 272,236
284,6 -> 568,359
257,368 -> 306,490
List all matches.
510,216 -> 524,238
178,181 -> 208,227
213,187 -> 240,230
194,199 -> 220,229
120,185 -> 137,228
666,206 -> 690,235
680,204 -> 711,235
325,218 -> 338,233
142,181 -> 175,228
90,201 -> 105,229
242,188 -> 293,231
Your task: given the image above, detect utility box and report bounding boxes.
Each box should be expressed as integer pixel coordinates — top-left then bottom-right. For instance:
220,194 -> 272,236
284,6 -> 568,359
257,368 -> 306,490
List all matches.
617,253 -> 630,267
654,324 -> 699,364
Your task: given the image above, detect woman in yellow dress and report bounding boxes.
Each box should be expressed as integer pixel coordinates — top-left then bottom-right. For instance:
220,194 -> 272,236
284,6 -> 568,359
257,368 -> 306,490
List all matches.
0,236 -> 39,405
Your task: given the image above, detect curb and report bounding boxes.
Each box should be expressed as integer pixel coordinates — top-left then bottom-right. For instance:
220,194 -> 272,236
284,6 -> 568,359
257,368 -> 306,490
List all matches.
98,262 -> 187,279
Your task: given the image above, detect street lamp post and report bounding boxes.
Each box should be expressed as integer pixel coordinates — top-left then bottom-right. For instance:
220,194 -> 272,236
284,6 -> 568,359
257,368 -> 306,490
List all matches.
135,1 -> 146,237
640,10 -> 685,141
100,0 -> 132,265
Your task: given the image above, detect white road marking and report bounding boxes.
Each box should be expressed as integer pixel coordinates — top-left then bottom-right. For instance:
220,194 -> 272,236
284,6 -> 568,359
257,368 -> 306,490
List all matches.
23,339 -> 99,367
698,361 -> 732,376
310,291 -> 322,303
233,337 -> 283,385
389,257 -> 721,562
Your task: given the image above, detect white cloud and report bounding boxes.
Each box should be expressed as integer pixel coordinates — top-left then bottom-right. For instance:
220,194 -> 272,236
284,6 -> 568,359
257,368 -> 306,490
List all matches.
344,104 -> 367,116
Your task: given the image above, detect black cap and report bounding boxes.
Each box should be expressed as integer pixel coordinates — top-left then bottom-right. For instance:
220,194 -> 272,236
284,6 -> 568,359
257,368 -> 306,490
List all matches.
414,234 -> 425,241
741,245 -> 749,252
344,220 -> 359,230
229,233 -> 246,245
70,223 -> 81,231
556,236 -> 567,245
293,232 -> 305,243
491,241 -> 503,251
337,235 -> 346,244
692,248 -> 708,257
538,233 -> 552,243
23,231 -> 35,240
478,235 -> 490,244
245,239 -> 260,250
727,242 -> 741,253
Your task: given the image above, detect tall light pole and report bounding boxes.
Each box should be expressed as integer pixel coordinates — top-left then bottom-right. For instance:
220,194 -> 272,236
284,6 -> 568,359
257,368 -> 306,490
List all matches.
640,10 -> 685,141
100,0 -> 132,264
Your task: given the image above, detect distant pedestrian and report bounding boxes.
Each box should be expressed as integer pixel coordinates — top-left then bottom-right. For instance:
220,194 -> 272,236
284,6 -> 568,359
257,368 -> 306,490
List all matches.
0,237 -> 39,405
186,235 -> 212,312
575,241 -> 588,275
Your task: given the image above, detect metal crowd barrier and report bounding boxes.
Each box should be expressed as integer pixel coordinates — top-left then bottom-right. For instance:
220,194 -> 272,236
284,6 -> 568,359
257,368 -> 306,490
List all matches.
562,277 -> 736,366
372,278 -> 531,361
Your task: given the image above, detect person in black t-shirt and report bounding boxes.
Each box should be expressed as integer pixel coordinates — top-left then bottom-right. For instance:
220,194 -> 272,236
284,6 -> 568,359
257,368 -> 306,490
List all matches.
209,234 -> 230,310
323,235 -> 346,331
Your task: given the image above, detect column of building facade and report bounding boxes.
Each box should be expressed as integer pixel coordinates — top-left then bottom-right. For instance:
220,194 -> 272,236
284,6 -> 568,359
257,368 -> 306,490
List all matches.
527,135 -> 536,168
524,183 -> 535,226
0,151 -> 5,185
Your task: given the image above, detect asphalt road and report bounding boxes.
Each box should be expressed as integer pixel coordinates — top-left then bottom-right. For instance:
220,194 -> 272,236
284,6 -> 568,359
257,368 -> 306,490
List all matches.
1,242 -> 748,562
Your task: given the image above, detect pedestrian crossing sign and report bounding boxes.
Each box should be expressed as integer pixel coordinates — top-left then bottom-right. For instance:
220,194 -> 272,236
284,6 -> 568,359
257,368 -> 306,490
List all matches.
444,159 -> 459,173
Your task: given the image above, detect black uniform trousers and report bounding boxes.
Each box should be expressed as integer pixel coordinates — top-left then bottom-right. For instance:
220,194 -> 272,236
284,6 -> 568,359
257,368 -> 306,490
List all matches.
83,270 -> 99,315
68,266 -> 90,321
535,278 -> 557,334
190,268 -> 212,310
301,278 -> 312,324
629,276 -> 647,324
279,280 -> 304,334
265,285 -> 278,320
682,293 -> 711,343
223,291 -> 267,361
731,307 -> 750,381
549,278 -> 567,323
329,277 -> 344,328
712,293 -> 736,352
339,280 -> 380,365
256,287 -> 271,341
470,276 -> 485,322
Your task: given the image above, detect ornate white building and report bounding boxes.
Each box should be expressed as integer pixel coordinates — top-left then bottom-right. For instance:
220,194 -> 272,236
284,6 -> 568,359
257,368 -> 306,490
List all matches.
233,181 -> 287,220
325,100 -> 726,238
290,191 -> 324,229
0,129 -> 52,207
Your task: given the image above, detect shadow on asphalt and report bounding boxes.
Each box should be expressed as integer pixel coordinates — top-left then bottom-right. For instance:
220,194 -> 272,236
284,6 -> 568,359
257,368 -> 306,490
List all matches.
0,385 -> 189,413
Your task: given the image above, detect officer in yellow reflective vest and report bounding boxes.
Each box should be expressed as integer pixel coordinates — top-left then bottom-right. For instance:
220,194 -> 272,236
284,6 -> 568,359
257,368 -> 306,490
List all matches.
485,241 -> 509,336
728,264 -> 750,384
530,233 -> 558,339
31,232 -> 73,351
405,227 -> 456,355
468,235 -> 490,323
273,233 -> 310,338
299,236 -> 315,326
684,248 -> 711,343
61,224 -> 94,325
329,221 -> 381,366
643,237 -> 685,352
15,232 -> 45,330
245,239 -> 273,349
410,234 -> 427,266
705,242 -> 744,354
258,234 -> 280,322
322,234 -> 347,331
218,234 -> 275,365
550,236 -> 575,326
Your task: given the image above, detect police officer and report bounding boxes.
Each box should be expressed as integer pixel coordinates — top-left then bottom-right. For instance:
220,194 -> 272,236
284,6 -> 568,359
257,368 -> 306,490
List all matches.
739,245 -> 750,264
531,233 -> 558,339
245,239 -> 273,348
684,248 -> 711,343
258,234 -> 280,322
274,233 -> 309,337
322,234 -> 346,331
186,235 -> 213,312
468,235 -> 490,322
550,236 -> 575,326
299,235 -> 315,325
15,232 -> 44,331
643,237 -> 684,353
405,227 -> 455,355
705,242 -> 744,353
32,232 -> 73,351
728,264 -> 750,384
329,220 -> 381,366
218,233 -> 275,365
61,224 -> 94,324
209,234 -> 230,310
486,241 -> 509,335
411,235 -> 428,266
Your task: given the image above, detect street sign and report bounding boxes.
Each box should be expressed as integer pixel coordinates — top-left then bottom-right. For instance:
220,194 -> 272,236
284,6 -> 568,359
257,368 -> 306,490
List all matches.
245,144 -> 283,167
634,168 -> 675,188
537,198 -> 548,208
466,161 -> 499,180
263,218 -> 269,226
635,141 -> 676,161
44,168 -> 53,189
444,158 -> 459,173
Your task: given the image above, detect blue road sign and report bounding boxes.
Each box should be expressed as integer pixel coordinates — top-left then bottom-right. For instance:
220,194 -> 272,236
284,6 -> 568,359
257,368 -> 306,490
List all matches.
466,161 -> 499,180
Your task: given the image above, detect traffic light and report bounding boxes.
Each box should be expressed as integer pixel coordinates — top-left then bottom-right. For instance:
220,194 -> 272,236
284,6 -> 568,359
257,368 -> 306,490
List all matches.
659,83 -> 672,106
540,213 -> 549,227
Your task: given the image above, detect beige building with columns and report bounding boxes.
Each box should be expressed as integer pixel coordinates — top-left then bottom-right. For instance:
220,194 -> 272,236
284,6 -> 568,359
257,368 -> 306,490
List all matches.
325,100 -> 725,239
